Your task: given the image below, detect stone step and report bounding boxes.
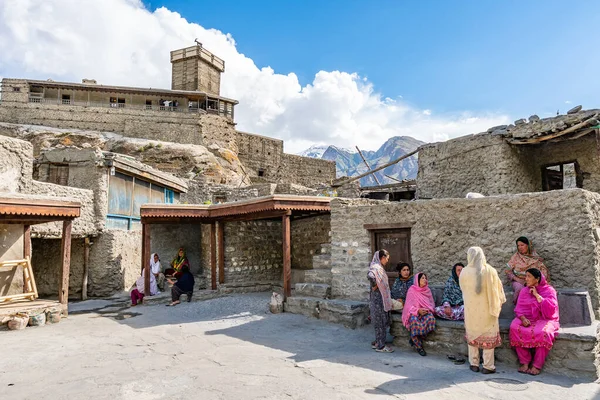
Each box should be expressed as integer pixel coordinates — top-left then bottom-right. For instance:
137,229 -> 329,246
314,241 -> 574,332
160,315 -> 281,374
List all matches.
304,269 -> 332,284
284,296 -> 369,329
294,283 -> 331,299
319,243 -> 331,255
390,315 -> 599,381
311,254 -> 331,269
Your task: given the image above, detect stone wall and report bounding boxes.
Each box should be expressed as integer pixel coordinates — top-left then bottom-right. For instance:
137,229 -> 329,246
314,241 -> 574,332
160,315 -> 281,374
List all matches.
417,133 -> 536,199
0,135 -> 32,193
223,220 -> 282,288
329,190 -> 600,316
181,183 -> 259,205
418,132 -> 600,199
31,237 -> 85,297
291,215 -> 331,270
149,224 -> 202,276
279,154 -> 336,188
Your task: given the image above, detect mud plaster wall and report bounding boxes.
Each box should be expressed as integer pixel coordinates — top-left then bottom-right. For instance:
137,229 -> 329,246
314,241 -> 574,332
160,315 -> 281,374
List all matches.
330,190 -> 600,317
150,224 -> 202,276
0,135 -> 32,193
0,224 -> 24,296
291,215 -> 331,270
32,237 -> 84,297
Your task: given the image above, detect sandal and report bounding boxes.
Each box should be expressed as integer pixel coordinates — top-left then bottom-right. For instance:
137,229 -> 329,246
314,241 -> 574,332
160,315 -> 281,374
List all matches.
371,341 -> 377,349
375,346 -> 394,353
447,355 -> 456,361
417,348 -> 427,356
453,357 -> 466,365
518,364 -> 529,374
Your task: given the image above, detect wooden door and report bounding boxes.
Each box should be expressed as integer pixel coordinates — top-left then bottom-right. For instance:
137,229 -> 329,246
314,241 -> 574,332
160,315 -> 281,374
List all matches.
373,228 -> 412,287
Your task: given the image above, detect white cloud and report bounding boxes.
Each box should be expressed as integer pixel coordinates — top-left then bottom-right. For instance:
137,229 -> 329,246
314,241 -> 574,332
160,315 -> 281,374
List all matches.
0,0 -> 510,153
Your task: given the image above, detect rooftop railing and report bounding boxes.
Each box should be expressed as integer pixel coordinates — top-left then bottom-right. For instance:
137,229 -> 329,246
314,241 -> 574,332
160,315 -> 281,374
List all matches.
26,96 -> 233,119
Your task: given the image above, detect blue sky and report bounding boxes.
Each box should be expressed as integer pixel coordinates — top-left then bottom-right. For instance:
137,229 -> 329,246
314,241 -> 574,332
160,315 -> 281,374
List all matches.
143,0 -> 600,118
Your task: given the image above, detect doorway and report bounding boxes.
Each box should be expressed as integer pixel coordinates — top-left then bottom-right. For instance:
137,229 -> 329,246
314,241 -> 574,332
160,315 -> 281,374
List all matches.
541,161 -> 582,191
366,224 -> 412,287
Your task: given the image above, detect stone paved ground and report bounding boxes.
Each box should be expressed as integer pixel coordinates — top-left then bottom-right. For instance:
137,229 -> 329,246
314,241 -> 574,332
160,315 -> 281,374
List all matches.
0,293 -> 598,400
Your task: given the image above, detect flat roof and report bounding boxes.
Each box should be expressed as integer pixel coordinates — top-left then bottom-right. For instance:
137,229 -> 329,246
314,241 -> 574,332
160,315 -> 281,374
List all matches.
3,78 -> 239,104
0,194 -> 81,223
141,195 -> 331,223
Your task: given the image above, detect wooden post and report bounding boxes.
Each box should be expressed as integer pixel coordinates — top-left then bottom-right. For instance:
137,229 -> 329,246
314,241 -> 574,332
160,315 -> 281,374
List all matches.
23,225 -> 31,293
356,146 -> 381,185
142,223 -> 151,296
217,222 -> 225,284
81,237 -> 90,300
210,222 -> 217,290
59,220 -> 72,306
282,213 -> 291,299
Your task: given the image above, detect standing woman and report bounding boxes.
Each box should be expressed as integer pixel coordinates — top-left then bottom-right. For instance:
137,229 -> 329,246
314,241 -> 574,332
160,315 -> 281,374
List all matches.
402,273 -> 436,356
509,268 -> 559,375
367,249 -> 394,353
460,247 -> 506,374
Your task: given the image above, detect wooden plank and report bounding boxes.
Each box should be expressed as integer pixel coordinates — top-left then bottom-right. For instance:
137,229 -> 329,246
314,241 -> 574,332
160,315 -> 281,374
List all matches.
143,224 -> 151,296
282,214 -> 291,299
217,222 -> 225,284
210,222 -> 217,290
0,293 -> 36,303
59,220 -> 72,305
82,237 -> 90,300
364,223 -> 414,231
23,225 -> 31,259
356,146 -> 381,185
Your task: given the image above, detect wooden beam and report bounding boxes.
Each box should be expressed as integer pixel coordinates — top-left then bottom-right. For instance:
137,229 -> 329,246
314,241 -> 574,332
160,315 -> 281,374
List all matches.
82,237 -> 90,301
23,225 -> 31,293
217,222 -> 225,284
332,148 -> 419,188
508,117 -> 599,145
210,222 -> 217,290
143,224 -> 151,296
59,220 -> 72,306
356,146 -> 381,185
282,213 -> 291,299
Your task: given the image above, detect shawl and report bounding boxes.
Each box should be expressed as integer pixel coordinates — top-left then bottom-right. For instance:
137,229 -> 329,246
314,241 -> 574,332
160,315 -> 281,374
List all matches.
511,275 -> 560,348
442,266 -> 464,306
391,276 -> 413,301
401,274 -> 435,327
136,268 -> 159,296
514,275 -> 559,323
150,253 -> 161,275
506,238 -> 549,281
367,251 -> 393,312
171,248 -> 190,272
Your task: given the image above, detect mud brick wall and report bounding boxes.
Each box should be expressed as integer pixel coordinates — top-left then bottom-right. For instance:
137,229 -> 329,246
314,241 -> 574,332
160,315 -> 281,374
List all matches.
330,190 -> 600,317
291,215 -> 331,270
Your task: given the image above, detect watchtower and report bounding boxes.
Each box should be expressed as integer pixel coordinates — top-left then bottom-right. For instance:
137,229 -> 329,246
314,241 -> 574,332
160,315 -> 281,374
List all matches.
170,42 -> 225,95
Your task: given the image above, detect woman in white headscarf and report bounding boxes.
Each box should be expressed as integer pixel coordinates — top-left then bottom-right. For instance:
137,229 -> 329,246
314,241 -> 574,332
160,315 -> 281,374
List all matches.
367,249 -> 394,353
460,247 -> 506,374
150,253 -> 165,291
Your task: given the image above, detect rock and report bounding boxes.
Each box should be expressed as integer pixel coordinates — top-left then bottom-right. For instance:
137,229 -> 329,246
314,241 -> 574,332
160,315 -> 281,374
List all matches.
486,125 -> 508,133
568,105 -> 583,114
514,119 -> 527,125
529,115 -> 540,122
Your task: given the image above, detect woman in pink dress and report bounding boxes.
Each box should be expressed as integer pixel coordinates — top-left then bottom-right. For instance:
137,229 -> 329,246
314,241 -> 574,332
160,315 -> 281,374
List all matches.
509,268 -> 560,375
505,236 -> 549,304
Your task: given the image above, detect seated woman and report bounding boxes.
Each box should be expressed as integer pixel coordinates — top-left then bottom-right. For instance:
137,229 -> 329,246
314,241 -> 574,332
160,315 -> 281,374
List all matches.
434,263 -> 465,320
402,273 -> 436,356
391,262 -> 413,305
509,268 -> 559,375
130,268 -> 159,306
150,253 -> 165,291
165,247 -> 189,279
505,236 -> 549,304
167,265 -> 195,306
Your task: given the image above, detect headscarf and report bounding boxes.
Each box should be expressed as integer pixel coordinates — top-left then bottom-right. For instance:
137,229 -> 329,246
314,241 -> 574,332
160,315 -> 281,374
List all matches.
442,264 -> 464,306
136,268 -> 159,296
506,236 -> 549,281
150,253 -> 161,275
367,251 -> 393,312
171,247 -> 189,272
466,247 -> 506,317
401,273 -> 435,327
514,274 -> 559,320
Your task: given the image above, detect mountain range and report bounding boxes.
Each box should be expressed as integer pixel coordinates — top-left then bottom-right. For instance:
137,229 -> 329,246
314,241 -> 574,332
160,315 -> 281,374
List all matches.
298,136 -> 424,186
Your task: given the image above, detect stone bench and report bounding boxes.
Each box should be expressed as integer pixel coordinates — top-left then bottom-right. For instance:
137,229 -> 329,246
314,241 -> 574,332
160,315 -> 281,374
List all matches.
284,296 -> 369,329
429,285 -> 595,326
390,314 -> 599,380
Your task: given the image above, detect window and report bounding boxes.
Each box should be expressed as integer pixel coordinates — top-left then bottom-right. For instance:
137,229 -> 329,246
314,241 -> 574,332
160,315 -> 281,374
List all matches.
257,169 -> 265,177
107,171 -> 175,230
213,195 -> 227,204
47,164 -> 69,186
12,87 -> 21,92
542,161 -> 582,191
145,99 -> 152,110
61,94 -> 71,105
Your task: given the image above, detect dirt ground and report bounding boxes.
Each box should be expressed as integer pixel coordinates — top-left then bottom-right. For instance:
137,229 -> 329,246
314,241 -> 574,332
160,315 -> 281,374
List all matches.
0,293 -> 598,400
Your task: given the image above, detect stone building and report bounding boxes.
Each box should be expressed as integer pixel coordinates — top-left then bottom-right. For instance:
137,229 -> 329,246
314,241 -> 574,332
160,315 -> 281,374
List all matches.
0,43 -> 336,189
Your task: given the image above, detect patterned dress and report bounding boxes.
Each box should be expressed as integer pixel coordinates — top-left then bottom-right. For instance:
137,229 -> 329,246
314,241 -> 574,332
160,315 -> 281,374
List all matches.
434,275 -> 464,320
391,277 -> 413,303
